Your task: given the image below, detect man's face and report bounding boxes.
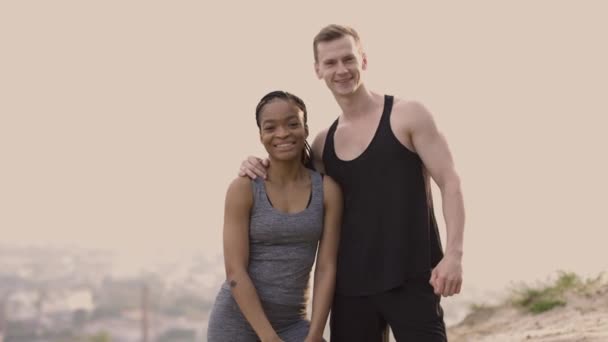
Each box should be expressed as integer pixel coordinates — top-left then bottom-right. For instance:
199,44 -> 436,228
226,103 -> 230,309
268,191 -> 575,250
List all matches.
315,35 -> 367,96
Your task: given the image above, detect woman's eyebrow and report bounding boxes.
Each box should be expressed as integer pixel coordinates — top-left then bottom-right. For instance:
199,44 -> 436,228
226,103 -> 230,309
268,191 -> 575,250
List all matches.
262,114 -> 299,124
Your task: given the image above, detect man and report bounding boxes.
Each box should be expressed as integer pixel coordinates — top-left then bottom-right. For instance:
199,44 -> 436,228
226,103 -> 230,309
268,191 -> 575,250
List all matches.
239,24 -> 465,341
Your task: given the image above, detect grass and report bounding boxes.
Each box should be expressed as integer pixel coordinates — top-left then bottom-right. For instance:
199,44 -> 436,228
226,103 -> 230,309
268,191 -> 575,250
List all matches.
469,302 -> 490,311
511,271 -> 582,314
465,271 -> 605,317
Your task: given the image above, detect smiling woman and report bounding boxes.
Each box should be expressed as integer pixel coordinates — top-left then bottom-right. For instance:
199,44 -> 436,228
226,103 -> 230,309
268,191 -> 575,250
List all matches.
255,91 -> 312,166
206,91 -> 343,342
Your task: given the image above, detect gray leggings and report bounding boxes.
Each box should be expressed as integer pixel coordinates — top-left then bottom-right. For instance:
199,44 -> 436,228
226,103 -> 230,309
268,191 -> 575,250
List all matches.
207,288 -> 315,342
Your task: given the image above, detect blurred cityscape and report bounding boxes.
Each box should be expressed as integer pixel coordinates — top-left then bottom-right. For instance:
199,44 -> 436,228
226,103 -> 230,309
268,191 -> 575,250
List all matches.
0,244 -> 484,342
0,244 -> 225,342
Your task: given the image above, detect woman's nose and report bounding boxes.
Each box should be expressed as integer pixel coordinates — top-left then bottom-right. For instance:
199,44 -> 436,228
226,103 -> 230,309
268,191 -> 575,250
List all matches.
275,126 -> 289,137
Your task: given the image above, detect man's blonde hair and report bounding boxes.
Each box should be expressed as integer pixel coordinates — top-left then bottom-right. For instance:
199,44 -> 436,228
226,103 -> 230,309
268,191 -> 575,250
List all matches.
313,24 -> 362,63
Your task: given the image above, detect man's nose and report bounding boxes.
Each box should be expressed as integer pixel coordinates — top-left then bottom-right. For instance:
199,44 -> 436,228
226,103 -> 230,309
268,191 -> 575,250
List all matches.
336,62 -> 348,74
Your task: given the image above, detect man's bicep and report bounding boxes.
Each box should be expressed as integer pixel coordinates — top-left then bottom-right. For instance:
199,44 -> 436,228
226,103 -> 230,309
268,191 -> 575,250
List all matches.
311,129 -> 328,173
311,155 -> 325,173
411,109 -> 457,187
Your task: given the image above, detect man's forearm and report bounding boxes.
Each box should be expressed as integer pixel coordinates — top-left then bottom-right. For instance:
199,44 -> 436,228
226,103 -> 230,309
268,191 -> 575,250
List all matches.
441,178 -> 465,256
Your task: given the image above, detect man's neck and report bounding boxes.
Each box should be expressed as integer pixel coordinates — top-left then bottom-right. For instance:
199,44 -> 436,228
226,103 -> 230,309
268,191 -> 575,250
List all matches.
333,85 -> 383,119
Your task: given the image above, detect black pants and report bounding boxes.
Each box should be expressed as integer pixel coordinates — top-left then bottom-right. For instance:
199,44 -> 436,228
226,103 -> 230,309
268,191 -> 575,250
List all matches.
330,279 -> 447,342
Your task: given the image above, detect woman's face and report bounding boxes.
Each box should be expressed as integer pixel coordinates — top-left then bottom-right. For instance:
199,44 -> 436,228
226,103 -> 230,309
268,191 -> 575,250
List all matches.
258,99 -> 308,162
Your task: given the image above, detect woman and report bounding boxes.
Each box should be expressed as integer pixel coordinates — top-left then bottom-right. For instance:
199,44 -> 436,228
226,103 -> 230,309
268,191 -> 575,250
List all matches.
207,91 -> 342,342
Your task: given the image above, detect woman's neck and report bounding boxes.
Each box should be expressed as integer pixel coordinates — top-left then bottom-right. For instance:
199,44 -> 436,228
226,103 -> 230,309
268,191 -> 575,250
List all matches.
266,159 -> 307,185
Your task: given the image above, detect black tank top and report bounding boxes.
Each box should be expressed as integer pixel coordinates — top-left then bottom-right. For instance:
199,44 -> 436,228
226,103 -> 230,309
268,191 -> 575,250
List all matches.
322,95 -> 443,296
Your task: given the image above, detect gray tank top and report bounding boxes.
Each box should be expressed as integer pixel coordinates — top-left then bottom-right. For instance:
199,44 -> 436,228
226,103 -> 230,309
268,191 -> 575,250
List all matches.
223,169 -> 324,306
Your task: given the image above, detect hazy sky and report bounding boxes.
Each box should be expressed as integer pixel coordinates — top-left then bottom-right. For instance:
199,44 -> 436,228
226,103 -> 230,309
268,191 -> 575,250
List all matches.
1,1 -> 607,291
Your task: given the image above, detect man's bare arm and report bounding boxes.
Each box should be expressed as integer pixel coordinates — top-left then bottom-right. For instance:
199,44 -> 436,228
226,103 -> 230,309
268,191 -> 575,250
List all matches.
406,101 -> 465,297
310,128 -> 329,173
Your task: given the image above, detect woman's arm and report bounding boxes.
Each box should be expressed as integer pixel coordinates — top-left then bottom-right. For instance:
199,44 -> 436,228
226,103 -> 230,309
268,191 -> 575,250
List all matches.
306,176 -> 343,341
223,177 -> 282,342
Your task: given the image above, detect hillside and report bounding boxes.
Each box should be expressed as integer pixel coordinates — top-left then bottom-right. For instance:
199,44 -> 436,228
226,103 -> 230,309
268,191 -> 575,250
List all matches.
448,273 -> 608,341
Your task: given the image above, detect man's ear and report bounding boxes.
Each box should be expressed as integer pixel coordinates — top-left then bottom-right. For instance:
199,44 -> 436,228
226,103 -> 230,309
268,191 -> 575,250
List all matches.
305,124 -> 310,138
361,52 -> 368,70
314,63 -> 322,79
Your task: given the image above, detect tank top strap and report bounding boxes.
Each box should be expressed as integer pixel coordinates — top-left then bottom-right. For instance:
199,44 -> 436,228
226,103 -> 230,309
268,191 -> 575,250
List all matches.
378,94 -> 394,131
326,119 -> 339,149
323,118 -> 340,163
308,169 -> 324,207
250,177 -> 268,211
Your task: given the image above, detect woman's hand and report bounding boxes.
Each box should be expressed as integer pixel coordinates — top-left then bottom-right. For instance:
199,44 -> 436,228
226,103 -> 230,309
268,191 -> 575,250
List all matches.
261,333 -> 284,342
304,334 -> 324,342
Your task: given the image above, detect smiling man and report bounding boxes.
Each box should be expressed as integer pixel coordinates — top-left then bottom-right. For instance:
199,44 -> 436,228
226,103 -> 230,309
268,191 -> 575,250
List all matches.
240,24 -> 465,342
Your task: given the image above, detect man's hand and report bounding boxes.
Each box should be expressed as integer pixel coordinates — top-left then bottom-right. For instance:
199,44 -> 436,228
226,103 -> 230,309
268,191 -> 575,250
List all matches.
429,252 -> 463,297
238,156 -> 269,179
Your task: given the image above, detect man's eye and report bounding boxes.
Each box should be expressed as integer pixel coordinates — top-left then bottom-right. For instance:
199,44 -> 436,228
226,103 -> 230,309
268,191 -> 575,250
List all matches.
289,122 -> 300,128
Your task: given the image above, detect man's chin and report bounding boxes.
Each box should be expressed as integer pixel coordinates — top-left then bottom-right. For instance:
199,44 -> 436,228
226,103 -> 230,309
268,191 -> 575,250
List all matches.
335,82 -> 360,94
332,87 -> 356,96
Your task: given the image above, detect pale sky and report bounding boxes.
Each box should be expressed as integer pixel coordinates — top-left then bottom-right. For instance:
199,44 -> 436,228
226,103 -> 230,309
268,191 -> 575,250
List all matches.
1,1 -> 607,291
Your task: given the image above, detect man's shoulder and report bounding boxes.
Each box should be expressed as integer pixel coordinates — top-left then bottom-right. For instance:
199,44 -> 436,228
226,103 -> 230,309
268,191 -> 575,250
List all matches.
311,127 -> 330,150
392,97 -> 431,116
391,96 -> 434,126
315,126 -> 331,139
